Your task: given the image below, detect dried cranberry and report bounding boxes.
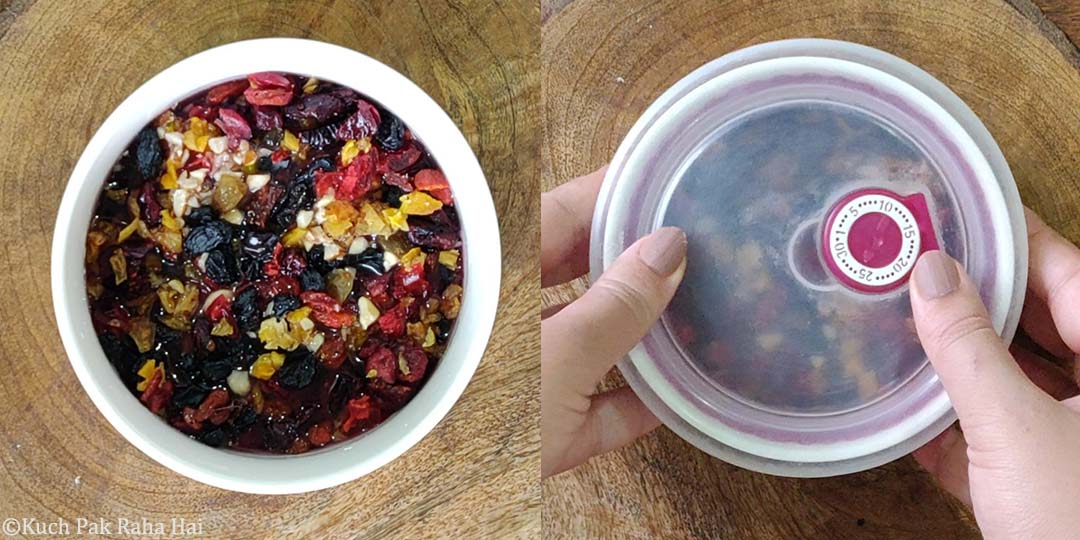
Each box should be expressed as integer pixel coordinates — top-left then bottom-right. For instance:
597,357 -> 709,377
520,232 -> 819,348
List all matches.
383,171 -> 413,192
335,100 -> 381,140
317,335 -> 347,369
204,292 -> 232,321
392,263 -> 429,299
376,304 -> 407,338
361,273 -> 394,309
307,421 -> 333,447
398,344 -> 428,384
139,369 -> 174,414
245,182 -> 285,229
140,182 -> 162,226
244,72 -> 295,107
299,291 -> 355,328
413,169 -> 453,205
280,248 -> 307,277
385,143 -> 422,173
341,396 -> 379,434
185,104 -> 217,121
206,79 -> 249,105
253,106 -> 283,132
254,275 -> 301,300
215,108 -> 252,141
183,152 -> 213,172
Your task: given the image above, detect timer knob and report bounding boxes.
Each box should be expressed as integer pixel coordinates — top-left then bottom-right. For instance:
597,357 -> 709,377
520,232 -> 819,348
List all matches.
821,188 -> 939,293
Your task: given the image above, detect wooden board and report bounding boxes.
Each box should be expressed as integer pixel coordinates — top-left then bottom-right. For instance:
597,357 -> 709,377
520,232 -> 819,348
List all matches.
0,1 -> 539,539
541,0 -> 1080,538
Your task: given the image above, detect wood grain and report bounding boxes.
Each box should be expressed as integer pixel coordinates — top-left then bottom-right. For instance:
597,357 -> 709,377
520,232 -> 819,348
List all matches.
0,1 -> 539,539
541,0 -> 1080,538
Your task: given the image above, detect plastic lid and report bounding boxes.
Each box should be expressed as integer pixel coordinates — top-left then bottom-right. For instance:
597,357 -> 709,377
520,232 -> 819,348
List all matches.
592,39 -> 1026,477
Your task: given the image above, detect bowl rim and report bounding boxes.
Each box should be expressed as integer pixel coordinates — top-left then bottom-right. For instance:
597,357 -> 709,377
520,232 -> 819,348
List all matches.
50,38 -> 501,494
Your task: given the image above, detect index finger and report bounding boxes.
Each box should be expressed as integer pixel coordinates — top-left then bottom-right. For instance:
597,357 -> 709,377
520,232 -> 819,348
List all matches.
1025,207 -> 1080,353
540,166 -> 606,287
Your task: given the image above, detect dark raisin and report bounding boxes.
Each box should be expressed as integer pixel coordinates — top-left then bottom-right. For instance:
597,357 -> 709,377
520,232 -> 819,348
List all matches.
272,294 -> 302,318
262,416 -> 298,451
231,407 -> 257,434
307,245 -> 342,273
237,254 -> 261,281
435,318 -> 452,344
327,372 -> 357,416
283,93 -> 348,131
256,155 -> 273,172
184,221 -> 232,255
299,123 -> 342,150
199,428 -> 227,447
225,336 -> 261,369
201,355 -> 234,383
374,111 -> 405,151
186,206 -> 215,225
241,231 -> 279,262
382,185 -> 404,208
406,213 -> 461,251
345,246 -> 385,276
429,261 -> 454,293
204,248 -> 239,285
172,383 -> 209,409
299,269 -> 325,291
276,352 -> 318,390
233,287 -> 261,332
133,127 -> 164,180
98,333 -> 141,388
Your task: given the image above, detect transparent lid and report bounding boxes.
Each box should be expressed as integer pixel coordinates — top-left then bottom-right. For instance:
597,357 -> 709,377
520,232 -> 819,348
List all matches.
593,40 -> 1026,476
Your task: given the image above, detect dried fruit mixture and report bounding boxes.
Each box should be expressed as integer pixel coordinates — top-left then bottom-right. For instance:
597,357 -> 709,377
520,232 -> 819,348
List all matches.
85,73 -> 464,453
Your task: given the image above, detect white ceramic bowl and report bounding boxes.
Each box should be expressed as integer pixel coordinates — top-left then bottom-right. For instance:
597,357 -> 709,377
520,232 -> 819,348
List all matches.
51,38 -> 500,494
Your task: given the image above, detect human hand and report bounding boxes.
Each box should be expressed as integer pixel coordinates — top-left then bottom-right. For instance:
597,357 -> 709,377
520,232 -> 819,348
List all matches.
911,208 -> 1080,539
540,167 -> 687,478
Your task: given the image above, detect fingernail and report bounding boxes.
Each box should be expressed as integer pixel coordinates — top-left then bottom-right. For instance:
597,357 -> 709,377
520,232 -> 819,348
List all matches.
639,227 -> 687,276
912,250 -> 960,299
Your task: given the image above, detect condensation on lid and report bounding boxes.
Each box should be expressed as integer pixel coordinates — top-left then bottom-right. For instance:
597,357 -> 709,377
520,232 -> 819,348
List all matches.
659,101 -> 960,416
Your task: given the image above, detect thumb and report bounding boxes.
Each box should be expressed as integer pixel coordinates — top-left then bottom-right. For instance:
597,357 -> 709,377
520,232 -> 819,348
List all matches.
909,251 -> 1042,432
543,227 -> 687,392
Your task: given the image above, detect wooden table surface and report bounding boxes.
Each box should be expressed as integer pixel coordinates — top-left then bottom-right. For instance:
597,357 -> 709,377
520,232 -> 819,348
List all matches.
542,0 -> 1080,538
0,2 -> 539,539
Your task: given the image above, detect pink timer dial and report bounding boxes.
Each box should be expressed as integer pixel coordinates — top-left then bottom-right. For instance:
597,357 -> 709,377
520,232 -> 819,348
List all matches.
821,188 -> 940,293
